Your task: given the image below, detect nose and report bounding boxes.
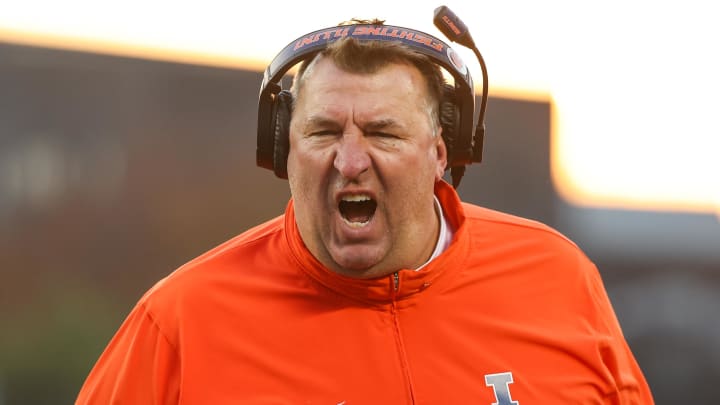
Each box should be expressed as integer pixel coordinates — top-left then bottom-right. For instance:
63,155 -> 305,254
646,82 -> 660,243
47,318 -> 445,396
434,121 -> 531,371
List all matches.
333,131 -> 371,180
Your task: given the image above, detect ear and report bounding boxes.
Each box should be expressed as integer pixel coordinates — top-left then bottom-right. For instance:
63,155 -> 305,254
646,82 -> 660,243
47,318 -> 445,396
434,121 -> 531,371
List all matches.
434,126 -> 448,181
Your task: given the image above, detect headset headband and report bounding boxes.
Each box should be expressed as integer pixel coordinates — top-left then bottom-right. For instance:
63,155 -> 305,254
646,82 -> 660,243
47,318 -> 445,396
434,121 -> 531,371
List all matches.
260,24 -> 473,100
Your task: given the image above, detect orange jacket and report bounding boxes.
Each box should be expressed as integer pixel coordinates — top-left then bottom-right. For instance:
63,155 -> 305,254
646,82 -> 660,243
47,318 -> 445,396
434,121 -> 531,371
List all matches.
76,181 -> 653,404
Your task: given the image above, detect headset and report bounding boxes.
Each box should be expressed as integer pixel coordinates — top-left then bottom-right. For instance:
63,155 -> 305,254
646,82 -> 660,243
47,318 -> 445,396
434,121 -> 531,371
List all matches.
256,6 -> 488,188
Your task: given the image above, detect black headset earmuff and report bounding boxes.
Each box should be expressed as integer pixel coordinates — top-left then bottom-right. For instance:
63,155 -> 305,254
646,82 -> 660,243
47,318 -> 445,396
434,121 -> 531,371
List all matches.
257,9 -> 487,187
269,90 -> 293,178
439,83 -> 461,165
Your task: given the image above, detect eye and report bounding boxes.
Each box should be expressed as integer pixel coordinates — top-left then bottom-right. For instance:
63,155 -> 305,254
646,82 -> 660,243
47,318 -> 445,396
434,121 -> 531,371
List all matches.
370,131 -> 398,139
309,129 -> 338,137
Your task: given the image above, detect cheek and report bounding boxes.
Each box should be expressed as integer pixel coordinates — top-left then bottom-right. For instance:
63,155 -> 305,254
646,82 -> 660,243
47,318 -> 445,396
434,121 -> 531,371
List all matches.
287,150 -> 308,199
287,147 -> 327,203
287,138 -> 311,179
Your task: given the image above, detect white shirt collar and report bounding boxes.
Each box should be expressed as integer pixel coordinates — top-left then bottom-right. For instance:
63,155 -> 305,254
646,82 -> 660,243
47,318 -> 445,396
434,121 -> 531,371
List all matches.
415,195 -> 454,270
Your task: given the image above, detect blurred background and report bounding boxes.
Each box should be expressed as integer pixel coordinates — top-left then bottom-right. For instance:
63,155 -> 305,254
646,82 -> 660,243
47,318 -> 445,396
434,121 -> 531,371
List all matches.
1,1 -> 718,404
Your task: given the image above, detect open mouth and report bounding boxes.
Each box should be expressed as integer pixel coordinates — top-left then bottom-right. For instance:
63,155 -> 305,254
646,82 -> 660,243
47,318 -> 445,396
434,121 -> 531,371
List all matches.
339,194 -> 377,227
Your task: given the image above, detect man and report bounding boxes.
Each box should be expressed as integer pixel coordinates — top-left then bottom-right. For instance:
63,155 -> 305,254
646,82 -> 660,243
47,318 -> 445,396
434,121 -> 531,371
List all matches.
77,18 -> 654,404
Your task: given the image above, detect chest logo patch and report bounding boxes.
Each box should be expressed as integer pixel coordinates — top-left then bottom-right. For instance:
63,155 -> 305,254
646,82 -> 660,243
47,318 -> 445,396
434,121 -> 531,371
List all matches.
485,371 -> 519,405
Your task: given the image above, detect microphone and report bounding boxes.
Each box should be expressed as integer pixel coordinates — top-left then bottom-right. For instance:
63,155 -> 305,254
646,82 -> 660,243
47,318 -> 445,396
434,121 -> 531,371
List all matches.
433,5 -> 476,49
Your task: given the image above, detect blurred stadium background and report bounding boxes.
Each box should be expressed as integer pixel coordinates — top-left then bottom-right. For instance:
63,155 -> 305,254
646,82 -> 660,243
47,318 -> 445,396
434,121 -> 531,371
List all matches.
1,2 -> 718,404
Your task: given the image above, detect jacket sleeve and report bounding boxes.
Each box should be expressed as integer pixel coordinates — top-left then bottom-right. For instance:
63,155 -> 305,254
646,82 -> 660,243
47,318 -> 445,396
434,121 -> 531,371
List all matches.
75,301 -> 180,405
583,259 -> 655,404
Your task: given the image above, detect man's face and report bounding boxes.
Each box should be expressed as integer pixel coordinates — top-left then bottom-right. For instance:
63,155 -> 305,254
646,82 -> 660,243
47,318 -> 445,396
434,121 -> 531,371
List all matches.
287,57 -> 447,279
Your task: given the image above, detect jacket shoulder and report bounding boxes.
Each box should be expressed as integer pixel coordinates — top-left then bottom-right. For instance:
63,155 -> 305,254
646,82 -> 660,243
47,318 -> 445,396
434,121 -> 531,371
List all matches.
141,214 -> 287,305
461,202 -> 578,248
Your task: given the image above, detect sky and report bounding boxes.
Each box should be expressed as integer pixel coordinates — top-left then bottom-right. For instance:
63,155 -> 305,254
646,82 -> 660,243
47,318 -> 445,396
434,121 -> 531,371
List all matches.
1,0 -> 717,215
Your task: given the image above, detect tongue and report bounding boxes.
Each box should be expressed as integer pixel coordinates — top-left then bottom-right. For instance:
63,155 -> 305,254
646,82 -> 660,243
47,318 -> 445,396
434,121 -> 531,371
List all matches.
346,211 -> 371,223
340,200 -> 375,223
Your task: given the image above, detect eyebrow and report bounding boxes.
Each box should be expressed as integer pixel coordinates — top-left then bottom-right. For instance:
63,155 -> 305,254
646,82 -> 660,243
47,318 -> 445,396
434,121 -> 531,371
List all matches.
300,116 -> 342,132
363,118 -> 405,133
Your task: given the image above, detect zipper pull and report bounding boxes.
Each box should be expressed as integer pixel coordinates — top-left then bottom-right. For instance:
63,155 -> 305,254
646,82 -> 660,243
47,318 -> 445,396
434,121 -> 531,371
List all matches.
393,272 -> 400,292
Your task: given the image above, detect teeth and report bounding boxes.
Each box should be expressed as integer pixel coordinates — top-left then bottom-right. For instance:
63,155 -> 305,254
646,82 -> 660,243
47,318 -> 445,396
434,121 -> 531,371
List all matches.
341,194 -> 371,202
342,218 -> 370,228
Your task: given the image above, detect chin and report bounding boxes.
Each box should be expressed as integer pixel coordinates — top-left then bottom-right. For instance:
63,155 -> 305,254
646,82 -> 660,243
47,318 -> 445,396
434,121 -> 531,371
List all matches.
332,254 -> 384,279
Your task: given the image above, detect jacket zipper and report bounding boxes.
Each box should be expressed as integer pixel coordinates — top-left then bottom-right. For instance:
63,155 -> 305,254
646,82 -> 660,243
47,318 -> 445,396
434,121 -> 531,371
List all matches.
391,271 -> 415,404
